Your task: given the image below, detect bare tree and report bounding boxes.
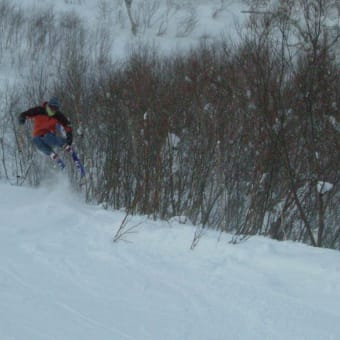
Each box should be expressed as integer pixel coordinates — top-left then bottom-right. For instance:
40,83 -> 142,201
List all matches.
124,0 -> 137,35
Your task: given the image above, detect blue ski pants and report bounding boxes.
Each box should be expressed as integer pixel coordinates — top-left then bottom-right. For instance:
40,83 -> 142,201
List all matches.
32,132 -> 66,156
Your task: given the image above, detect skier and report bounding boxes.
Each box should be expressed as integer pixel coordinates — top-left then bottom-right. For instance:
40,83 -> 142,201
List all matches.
18,97 -> 85,177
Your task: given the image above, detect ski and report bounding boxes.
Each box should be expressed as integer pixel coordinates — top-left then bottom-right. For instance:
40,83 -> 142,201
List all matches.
67,146 -> 86,178
51,145 -> 86,179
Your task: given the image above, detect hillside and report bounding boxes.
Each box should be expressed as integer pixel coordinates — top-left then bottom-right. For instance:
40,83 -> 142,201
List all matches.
1,179 -> 340,339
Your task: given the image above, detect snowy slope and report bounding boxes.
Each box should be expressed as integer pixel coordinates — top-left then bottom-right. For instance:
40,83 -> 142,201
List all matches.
9,0 -> 247,59
1,179 -> 340,340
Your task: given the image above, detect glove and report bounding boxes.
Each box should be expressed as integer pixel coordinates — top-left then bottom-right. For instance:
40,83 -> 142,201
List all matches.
66,131 -> 73,145
18,115 -> 26,125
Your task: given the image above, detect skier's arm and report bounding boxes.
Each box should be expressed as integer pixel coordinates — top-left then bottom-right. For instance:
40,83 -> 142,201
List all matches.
18,107 -> 44,124
55,111 -> 73,145
54,111 -> 72,131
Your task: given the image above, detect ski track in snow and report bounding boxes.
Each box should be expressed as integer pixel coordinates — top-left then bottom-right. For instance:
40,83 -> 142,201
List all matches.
1,181 -> 340,340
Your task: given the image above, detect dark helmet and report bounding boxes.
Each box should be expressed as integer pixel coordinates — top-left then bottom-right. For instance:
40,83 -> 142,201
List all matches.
48,96 -> 60,109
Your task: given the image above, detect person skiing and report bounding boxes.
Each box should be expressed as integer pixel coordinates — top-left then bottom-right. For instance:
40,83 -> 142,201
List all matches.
18,96 -> 85,177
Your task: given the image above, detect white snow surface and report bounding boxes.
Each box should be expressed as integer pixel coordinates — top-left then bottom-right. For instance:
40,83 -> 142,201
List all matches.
1,179 -> 340,340
8,0 -> 248,60
317,181 -> 334,195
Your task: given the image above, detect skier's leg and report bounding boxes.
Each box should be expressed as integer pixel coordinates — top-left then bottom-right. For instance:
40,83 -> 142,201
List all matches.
63,145 -> 85,177
41,133 -> 67,169
41,132 -> 66,149
49,152 -> 65,169
32,136 -> 54,156
32,135 -> 65,169
40,133 -> 84,176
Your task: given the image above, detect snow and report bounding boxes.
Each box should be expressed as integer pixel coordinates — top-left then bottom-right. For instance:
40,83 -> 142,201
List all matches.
1,0 -> 340,339
1,179 -> 340,340
8,0 -> 248,61
317,181 -> 334,195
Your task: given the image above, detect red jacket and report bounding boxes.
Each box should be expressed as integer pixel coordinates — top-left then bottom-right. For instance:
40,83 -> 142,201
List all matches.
19,102 -> 72,137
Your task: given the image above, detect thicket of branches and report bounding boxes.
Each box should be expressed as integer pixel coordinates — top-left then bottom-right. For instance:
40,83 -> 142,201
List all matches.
0,0 -> 339,249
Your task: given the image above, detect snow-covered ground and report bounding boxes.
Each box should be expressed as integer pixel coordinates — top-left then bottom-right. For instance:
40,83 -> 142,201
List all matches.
1,178 -> 340,340
10,0 -> 248,59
